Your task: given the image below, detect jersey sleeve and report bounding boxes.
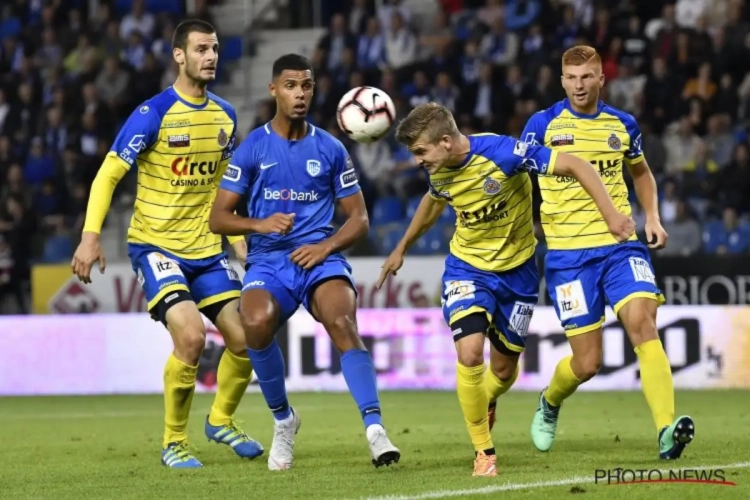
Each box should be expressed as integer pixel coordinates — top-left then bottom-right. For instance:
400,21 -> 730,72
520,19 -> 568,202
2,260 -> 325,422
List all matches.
220,138 -> 255,195
488,135 -> 558,177
332,140 -> 361,199
620,113 -> 644,165
220,106 -> 238,164
109,103 -> 161,170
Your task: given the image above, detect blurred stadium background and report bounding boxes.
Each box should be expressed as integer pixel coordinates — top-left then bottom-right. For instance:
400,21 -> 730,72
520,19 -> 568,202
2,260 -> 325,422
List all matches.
0,0 -> 749,497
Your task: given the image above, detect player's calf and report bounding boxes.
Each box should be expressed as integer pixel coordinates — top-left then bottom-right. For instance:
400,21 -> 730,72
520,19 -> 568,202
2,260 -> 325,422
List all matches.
486,347 -> 521,432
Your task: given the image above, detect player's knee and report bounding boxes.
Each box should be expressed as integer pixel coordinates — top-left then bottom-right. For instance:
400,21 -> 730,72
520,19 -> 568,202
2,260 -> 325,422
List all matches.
575,351 -> 602,381
490,356 -> 518,381
173,325 -> 206,363
624,310 -> 658,347
239,308 -> 276,349
327,314 -> 362,352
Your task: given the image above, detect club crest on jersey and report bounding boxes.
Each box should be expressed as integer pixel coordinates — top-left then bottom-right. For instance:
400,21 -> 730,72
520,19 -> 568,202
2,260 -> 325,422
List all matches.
483,177 -> 502,195
217,128 -> 228,147
307,159 -> 321,177
551,134 -> 575,146
607,133 -> 622,150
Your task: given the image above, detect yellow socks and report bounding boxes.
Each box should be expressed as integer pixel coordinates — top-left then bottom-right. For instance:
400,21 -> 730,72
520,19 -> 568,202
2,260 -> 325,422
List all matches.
456,362 -> 493,452
484,364 -> 519,403
209,349 -> 253,426
545,355 -> 581,407
163,354 -> 198,447
635,339 -> 675,430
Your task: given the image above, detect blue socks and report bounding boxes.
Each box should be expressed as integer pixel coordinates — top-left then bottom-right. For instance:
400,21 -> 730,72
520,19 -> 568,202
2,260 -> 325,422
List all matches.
247,341 -> 290,421
341,349 -> 383,428
248,343 -> 383,428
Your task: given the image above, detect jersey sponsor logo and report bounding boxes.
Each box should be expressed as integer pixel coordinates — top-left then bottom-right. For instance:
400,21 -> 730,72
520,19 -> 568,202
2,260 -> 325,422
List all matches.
607,133 -> 622,151
555,279 -> 589,321
457,200 -> 507,223
340,169 -> 358,188
146,253 -> 183,281
119,148 -> 135,166
629,257 -> 656,284
307,159 -> 321,176
221,258 -> 240,282
163,119 -> 190,128
167,134 -> 190,148
164,293 -> 179,304
223,165 -> 241,182
128,134 -> 147,153
217,128 -> 228,147
444,280 -> 476,308
170,157 -> 218,186
512,140 -> 528,157
591,158 -> 621,178
548,122 -> 577,129
483,177 -> 502,195
550,134 -> 575,146
509,302 -> 535,336
243,280 -> 265,290
264,188 -> 319,202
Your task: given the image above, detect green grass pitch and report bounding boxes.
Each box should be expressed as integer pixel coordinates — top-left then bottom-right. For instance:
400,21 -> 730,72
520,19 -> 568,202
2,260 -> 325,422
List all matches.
0,390 -> 747,499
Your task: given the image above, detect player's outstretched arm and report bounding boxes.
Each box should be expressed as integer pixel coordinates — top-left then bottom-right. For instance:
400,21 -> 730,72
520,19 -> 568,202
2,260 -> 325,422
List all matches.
627,158 -> 668,249
209,188 -> 295,236
552,152 -> 635,242
376,193 -> 446,289
71,155 -> 128,284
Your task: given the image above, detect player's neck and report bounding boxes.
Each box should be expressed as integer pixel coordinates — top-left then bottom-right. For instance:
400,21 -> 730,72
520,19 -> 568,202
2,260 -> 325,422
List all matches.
446,135 -> 471,168
173,76 -> 208,101
569,99 -> 599,116
271,115 -> 308,141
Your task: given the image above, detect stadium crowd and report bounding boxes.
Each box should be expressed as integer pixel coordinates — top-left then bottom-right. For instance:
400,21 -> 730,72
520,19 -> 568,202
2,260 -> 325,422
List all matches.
2,0 -> 750,313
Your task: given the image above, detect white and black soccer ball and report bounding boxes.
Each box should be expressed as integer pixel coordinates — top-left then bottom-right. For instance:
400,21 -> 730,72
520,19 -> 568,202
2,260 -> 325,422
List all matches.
336,86 -> 396,144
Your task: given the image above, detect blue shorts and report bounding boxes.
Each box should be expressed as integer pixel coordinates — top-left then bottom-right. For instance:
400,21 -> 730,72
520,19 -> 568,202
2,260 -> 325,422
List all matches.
545,241 -> 664,336
441,254 -> 539,354
128,243 -> 241,312
242,251 -> 355,326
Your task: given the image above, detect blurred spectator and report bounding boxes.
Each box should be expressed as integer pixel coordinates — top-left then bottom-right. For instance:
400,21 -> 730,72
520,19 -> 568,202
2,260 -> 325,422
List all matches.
703,207 -> 750,254
662,201 -> 702,256
119,0 -> 156,40
481,16 -> 519,66
318,14 -> 357,73
379,0 -> 411,34
663,117 -> 701,174
385,12 -> 417,70
659,179 -> 680,223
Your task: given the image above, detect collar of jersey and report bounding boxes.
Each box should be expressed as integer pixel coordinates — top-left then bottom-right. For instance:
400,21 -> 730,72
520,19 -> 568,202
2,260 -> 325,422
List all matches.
266,121 -> 314,141
446,135 -> 475,170
170,86 -> 209,109
563,98 -> 604,119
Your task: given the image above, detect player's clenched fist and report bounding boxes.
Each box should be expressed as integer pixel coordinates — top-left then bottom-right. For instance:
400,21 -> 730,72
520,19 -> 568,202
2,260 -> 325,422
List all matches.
256,213 -> 296,235
605,212 -> 636,242
376,249 -> 405,289
71,232 -> 107,284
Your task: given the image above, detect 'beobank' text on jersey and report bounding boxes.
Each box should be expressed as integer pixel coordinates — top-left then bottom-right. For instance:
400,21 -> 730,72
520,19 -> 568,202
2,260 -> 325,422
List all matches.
110,86 -> 237,258
220,123 -> 360,259
522,99 -> 643,250
428,134 -> 558,273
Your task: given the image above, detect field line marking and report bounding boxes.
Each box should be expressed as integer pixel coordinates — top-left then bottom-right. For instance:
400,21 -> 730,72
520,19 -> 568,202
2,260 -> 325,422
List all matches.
358,462 -> 750,500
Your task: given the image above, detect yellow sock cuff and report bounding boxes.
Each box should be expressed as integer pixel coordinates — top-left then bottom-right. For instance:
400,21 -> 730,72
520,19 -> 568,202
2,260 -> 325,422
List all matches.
165,354 -> 198,385
634,338 -> 662,356
457,362 -> 485,384
485,364 -> 519,402
223,349 -> 253,376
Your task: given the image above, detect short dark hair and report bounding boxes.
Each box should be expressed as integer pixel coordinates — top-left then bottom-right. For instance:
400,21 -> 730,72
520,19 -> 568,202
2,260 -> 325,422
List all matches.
172,19 -> 216,50
272,54 -> 313,78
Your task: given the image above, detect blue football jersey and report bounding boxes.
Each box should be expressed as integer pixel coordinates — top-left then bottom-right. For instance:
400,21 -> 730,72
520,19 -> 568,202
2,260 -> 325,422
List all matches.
219,122 -> 360,259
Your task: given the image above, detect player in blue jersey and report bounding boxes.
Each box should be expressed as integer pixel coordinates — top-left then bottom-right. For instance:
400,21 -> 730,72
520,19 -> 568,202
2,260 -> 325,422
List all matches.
209,54 -> 400,470
71,20 -> 263,468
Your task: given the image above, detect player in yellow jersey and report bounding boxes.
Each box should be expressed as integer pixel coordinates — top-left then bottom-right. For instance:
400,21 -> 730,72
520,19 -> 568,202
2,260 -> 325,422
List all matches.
70,20 -> 263,468
522,45 -> 695,460
376,103 -> 634,477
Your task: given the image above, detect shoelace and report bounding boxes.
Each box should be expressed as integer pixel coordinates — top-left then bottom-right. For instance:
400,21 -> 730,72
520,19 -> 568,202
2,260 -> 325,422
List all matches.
541,400 -> 559,426
226,422 -> 252,442
170,442 -> 194,461
370,429 -> 390,449
272,420 -> 295,450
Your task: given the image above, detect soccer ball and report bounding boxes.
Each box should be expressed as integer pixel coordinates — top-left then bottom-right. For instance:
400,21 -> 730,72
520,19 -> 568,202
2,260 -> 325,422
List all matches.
336,86 -> 396,144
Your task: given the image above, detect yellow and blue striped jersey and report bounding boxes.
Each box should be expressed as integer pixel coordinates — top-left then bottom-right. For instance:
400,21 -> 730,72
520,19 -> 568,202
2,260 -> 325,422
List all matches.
108,86 -> 237,259
428,134 -> 558,273
522,99 -> 643,250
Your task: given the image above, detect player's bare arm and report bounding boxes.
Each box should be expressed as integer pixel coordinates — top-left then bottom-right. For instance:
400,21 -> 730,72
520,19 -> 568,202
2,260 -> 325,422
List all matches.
229,238 -> 248,262
71,158 -> 129,283
552,152 -> 635,242
290,191 -> 368,270
376,193 -> 446,289
627,158 -> 668,249
209,188 -> 296,235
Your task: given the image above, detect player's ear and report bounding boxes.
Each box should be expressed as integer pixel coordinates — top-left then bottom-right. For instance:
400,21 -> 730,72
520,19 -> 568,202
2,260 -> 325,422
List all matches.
173,47 -> 185,65
598,72 -> 605,88
268,82 -> 276,98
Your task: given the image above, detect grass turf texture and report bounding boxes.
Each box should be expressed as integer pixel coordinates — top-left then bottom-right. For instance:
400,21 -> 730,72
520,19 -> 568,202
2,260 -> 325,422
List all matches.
0,390 -> 747,499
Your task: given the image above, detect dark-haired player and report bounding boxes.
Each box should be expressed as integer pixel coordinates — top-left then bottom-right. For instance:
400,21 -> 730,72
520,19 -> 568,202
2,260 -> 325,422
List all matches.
523,45 -> 694,459
72,20 -> 263,468
209,54 -> 400,470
